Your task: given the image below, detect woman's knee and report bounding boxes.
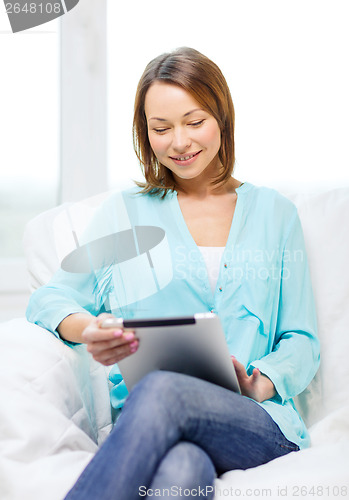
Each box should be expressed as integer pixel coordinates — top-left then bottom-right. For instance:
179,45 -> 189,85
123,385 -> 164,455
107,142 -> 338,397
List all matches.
118,371 -> 185,431
150,442 -> 215,497
122,371 -> 227,434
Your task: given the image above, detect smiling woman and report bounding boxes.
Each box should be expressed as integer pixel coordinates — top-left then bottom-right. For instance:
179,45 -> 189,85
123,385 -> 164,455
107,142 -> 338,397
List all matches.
26,46 -> 320,500
133,47 -> 235,196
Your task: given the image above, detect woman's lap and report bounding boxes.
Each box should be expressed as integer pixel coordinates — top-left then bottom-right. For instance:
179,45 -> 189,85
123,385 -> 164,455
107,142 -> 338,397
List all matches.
122,370 -> 298,471
65,371 -> 298,500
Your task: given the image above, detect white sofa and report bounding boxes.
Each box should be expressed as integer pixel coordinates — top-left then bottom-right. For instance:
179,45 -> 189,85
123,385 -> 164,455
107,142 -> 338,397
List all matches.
0,186 -> 349,500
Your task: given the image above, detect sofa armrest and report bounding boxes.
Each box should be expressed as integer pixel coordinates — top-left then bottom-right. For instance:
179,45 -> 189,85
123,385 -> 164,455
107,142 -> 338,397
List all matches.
0,317 -> 113,455
0,318 -> 113,499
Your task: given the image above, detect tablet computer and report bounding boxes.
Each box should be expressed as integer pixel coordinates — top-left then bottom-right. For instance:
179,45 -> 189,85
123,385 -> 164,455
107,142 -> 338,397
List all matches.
102,313 -> 240,393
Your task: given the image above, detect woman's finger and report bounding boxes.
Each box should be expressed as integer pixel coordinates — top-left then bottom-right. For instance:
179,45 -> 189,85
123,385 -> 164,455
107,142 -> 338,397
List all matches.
92,340 -> 139,364
86,332 -> 136,354
231,356 -> 248,379
82,327 -> 123,343
83,324 -> 137,344
251,368 -> 261,384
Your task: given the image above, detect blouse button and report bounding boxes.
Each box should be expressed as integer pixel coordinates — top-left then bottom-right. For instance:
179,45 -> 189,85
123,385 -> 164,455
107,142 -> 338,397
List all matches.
224,263 -> 227,268
219,287 -> 223,292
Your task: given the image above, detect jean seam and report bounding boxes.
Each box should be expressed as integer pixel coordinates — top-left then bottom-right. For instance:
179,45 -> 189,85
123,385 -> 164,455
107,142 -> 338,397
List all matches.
279,443 -> 299,451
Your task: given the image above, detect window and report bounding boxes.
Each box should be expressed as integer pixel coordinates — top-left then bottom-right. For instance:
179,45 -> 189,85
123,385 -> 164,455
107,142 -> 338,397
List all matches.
0,16 -> 60,320
0,1 -> 108,321
0,22 -> 59,260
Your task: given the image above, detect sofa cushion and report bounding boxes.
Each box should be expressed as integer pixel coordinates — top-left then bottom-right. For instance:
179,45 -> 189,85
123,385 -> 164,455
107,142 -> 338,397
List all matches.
283,188 -> 349,426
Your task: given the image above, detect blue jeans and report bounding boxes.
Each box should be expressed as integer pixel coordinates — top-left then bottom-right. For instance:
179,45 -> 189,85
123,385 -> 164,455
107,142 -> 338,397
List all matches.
65,371 -> 299,500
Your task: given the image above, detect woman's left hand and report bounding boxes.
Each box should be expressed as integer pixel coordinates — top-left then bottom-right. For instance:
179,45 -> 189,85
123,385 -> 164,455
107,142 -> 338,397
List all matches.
231,356 -> 276,403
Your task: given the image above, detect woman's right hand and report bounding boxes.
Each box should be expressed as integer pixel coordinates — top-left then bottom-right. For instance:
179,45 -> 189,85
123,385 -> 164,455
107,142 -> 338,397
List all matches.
81,313 -> 139,366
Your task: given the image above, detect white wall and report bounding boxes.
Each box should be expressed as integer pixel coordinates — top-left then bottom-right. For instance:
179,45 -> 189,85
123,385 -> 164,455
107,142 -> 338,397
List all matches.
108,0 -> 349,191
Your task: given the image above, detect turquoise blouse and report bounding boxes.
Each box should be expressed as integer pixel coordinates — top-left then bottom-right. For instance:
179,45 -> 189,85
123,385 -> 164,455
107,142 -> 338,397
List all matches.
26,182 -> 320,449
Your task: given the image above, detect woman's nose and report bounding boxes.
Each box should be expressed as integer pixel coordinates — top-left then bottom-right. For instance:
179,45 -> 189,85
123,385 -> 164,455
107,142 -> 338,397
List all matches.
172,127 -> 191,152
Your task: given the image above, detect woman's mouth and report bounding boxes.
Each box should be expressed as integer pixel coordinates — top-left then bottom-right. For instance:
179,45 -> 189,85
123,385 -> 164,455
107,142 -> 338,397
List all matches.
169,151 -> 201,166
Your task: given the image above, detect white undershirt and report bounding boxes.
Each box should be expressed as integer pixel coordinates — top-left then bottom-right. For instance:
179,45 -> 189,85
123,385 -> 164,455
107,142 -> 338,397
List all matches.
198,246 -> 225,294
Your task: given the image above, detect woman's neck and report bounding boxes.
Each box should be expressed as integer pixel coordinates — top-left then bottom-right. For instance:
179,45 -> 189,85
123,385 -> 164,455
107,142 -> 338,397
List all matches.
175,176 -> 241,200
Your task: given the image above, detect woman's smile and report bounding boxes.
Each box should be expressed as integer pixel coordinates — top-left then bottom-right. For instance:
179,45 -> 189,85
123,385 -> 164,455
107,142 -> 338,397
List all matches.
169,151 -> 202,166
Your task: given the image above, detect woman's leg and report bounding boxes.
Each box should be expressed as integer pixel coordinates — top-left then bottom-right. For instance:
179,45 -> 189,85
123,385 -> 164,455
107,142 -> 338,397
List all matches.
148,442 -> 215,499
65,371 -> 298,500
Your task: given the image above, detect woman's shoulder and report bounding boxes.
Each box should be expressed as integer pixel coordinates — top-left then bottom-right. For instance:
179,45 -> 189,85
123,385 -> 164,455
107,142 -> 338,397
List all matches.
243,182 -> 298,216
241,183 -> 300,243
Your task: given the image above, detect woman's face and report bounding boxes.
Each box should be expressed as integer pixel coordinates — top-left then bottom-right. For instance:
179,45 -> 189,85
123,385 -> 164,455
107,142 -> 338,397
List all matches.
144,82 -> 222,184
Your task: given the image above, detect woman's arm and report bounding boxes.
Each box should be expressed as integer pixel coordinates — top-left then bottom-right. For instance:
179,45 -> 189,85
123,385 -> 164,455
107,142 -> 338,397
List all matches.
26,268 -> 105,336
27,267 -> 138,363
57,312 -> 95,343
248,209 -> 320,403
57,312 -> 138,365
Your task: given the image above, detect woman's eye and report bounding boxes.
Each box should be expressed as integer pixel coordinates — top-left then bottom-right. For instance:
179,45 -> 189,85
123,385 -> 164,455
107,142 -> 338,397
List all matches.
189,120 -> 204,127
153,128 -> 169,133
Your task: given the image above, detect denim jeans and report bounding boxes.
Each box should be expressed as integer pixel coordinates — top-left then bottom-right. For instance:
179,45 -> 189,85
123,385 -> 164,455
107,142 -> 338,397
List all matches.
65,371 -> 299,500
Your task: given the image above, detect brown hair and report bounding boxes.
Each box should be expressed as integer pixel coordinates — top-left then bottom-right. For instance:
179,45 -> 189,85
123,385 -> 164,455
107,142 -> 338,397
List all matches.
133,47 -> 235,197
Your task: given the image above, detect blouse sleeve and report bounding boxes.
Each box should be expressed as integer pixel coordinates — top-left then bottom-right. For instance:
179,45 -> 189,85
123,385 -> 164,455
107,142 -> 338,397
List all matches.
248,209 -> 320,403
26,268 -> 106,338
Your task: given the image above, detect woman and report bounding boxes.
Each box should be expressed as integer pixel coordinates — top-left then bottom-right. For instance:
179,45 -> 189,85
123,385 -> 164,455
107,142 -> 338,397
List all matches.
27,47 -> 320,499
